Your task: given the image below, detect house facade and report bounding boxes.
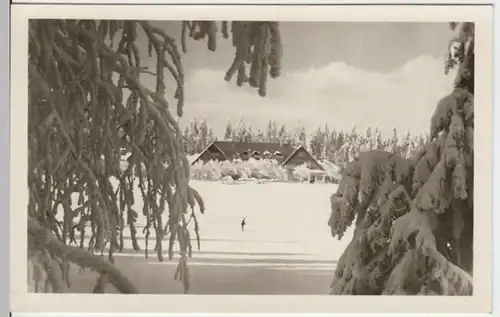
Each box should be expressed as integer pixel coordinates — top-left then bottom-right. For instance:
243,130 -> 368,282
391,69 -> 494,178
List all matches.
192,141 -> 328,182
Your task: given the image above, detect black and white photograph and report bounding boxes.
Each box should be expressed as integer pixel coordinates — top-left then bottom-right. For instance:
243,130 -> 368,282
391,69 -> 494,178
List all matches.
11,3 -> 494,314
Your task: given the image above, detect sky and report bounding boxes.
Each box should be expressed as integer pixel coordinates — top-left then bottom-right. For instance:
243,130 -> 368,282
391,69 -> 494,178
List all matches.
135,21 -> 457,139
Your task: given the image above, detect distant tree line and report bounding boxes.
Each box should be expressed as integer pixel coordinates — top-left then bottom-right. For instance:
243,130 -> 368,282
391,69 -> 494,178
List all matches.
224,119 -> 308,146
182,119 -> 217,154
182,118 -> 307,155
182,118 -> 428,166
309,126 -> 428,166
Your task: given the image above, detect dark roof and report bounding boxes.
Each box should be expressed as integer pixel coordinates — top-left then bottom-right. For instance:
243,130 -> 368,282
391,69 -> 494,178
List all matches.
213,141 -> 295,160
192,141 -> 296,164
192,141 -> 324,171
282,146 -> 325,171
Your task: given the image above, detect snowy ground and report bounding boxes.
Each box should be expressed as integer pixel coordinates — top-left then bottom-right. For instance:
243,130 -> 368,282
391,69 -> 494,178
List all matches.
61,180 -> 354,294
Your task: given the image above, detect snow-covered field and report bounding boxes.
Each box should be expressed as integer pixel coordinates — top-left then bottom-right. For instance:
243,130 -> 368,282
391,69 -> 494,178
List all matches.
56,180 -> 354,294
189,180 -> 349,259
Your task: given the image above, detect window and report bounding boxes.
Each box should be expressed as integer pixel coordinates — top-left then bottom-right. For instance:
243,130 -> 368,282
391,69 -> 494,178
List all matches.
241,150 -> 250,160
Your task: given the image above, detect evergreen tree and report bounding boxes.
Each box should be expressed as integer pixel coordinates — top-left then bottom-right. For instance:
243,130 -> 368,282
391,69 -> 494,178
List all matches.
207,128 -> 216,145
224,120 -> 233,140
324,129 -> 338,162
256,128 -> 265,142
374,128 -> 384,150
197,119 -> 209,153
324,125 -> 331,143
366,127 -> 374,150
277,124 -> 287,145
365,127 -> 372,140
183,126 -> 195,155
336,130 -> 346,150
328,22 -> 474,295
232,118 -> 246,142
390,128 -> 399,154
310,127 -> 324,159
28,20 -> 283,294
245,126 -> 254,142
400,131 -> 412,158
187,118 -> 200,153
297,125 -> 307,147
266,120 -> 278,143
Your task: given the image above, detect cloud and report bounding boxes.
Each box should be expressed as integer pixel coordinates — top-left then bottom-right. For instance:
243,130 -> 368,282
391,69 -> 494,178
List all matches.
179,55 -> 458,139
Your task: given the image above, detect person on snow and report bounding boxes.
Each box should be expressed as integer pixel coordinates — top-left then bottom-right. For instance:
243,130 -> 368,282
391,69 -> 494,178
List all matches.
241,217 -> 246,231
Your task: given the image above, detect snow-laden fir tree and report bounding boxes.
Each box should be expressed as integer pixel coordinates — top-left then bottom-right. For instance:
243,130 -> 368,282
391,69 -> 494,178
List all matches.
390,128 -> 399,153
182,126 -> 192,154
224,120 -> 233,141
196,119 -> 209,153
207,127 -> 216,144
232,118 -> 247,142
328,22 -> 474,295
277,124 -> 288,145
366,127 -> 374,150
181,118 -> 215,155
246,126 -> 254,142
294,125 -> 307,147
267,120 -> 278,143
255,128 -> 266,142
310,127 -> 324,159
27,20 -> 283,294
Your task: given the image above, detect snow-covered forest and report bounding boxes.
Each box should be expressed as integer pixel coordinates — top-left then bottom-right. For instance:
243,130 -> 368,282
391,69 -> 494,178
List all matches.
185,118 -> 427,183
183,118 -> 427,166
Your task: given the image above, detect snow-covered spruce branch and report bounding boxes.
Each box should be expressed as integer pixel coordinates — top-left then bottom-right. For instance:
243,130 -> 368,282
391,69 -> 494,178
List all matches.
28,217 -> 138,294
326,22 -> 474,296
327,93 -> 474,295
28,20 -> 282,293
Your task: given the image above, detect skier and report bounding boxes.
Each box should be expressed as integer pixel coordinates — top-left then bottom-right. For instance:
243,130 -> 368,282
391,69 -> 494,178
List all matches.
241,217 -> 246,231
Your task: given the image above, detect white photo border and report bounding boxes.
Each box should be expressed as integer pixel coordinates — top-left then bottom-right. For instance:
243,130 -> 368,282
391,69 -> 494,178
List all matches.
9,2 -> 495,315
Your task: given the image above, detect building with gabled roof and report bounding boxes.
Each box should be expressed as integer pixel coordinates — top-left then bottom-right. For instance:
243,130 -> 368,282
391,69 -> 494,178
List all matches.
191,141 -> 327,182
